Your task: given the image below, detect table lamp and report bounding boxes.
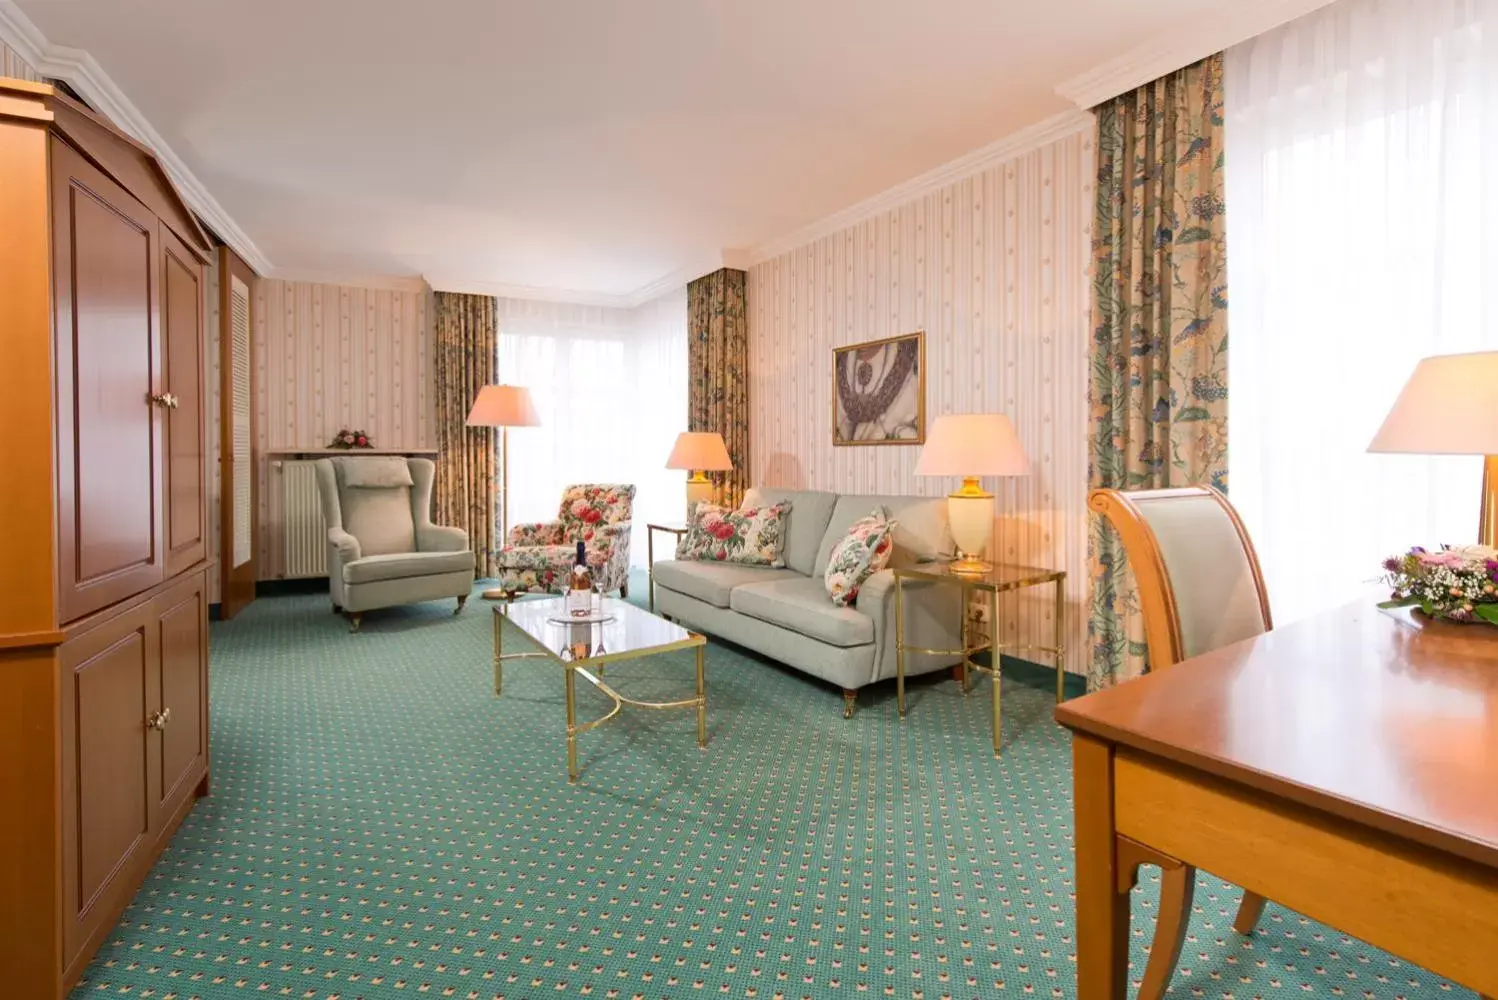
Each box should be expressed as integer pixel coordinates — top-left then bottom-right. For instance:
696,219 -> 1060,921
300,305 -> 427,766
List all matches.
914,414 -> 1031,573
467,385 -> 541,599
666,431 -> 733,517
1368,350 -> 1498,546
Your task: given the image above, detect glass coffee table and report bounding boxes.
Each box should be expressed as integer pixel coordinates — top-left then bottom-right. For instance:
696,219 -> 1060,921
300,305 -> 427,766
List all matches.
492,596 -> 708,782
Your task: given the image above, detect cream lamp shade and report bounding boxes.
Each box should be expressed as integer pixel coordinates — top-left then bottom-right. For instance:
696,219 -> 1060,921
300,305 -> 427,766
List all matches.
666,432 -> 733,515
915,414 -> 1031,572
1369,351 -> 1498,545
465,384 -> 540,427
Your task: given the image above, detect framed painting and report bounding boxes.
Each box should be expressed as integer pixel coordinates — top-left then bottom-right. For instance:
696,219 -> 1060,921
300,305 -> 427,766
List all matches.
832,331 -> 925,446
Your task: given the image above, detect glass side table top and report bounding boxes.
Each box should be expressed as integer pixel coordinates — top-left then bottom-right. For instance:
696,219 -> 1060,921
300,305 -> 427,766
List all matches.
497,597 -> 703,665
894,559 -> 1065,591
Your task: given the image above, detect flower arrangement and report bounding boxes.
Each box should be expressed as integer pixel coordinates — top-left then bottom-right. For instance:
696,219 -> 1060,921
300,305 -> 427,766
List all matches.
328,428 -> 372,450
1380,544 -> 1498,624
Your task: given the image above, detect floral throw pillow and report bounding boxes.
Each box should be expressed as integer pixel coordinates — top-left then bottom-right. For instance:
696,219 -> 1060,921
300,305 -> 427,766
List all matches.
675,501 -> 792,567
824,508 -> 897,607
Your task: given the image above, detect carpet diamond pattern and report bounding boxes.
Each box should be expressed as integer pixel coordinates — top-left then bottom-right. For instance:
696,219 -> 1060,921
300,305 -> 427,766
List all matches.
71,584 -> 1473,999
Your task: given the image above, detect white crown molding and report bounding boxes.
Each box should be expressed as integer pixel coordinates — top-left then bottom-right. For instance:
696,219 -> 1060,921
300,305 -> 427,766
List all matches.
427,275 -> 635,309
1055,0 -> 1339,109
0,0 -> 274,275
263,268 -> 430,294
741,109 -> 1093,267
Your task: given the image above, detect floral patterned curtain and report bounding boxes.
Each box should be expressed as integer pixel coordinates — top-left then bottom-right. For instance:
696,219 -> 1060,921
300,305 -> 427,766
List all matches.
433,291 -> 499,577
1088,54 -> 1229,690
687,268 -> 750,508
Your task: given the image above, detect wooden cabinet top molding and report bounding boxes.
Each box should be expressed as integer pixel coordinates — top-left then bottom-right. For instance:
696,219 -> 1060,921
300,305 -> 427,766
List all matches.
0,77 -> 212,262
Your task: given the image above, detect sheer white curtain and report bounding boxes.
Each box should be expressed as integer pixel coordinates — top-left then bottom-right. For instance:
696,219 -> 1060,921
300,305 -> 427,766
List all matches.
497,289 -> 688,568
1226,0 -> 1498,623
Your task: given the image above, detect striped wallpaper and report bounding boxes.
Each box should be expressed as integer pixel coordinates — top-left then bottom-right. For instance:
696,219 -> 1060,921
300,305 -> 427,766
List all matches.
252,278 -> 435,580
1,40 -> 40,81
747,126 -> 1095,673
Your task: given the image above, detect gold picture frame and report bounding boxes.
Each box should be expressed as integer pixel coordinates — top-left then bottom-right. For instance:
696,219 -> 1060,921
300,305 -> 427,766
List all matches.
832,331 -> 926,446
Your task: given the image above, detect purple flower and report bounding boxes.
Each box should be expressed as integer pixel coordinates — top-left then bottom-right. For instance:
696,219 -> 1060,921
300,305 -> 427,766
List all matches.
1382,557 -> 1402,572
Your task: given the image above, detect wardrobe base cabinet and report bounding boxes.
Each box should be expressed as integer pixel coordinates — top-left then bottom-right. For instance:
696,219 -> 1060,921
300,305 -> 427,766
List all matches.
0,79 -> 215,1000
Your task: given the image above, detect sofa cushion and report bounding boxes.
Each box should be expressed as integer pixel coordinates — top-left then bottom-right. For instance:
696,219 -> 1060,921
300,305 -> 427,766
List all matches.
652,560 -> 800,608
824,507 -> 897,607
343,550 -> 473,584
730,577 -> 874,648
814,494 -> 952,577
742,488 -> 838,576
676,500 -> 791,566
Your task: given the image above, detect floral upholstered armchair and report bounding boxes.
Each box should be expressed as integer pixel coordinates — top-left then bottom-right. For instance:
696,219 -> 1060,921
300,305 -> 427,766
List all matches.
493,484 -> 636,597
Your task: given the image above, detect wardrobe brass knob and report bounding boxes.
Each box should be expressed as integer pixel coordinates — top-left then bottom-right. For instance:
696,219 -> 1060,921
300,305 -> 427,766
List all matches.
146,707 -> 172,730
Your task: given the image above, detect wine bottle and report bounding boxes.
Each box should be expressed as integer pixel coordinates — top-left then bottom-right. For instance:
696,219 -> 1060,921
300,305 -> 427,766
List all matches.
566,540 -> 594,617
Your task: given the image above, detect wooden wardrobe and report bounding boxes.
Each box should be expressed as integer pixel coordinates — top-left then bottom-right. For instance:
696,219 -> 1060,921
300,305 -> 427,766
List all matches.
0,79 -> 213,997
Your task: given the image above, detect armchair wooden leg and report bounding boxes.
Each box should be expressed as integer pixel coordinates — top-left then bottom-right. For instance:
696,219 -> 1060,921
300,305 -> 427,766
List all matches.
347,613 -> 363,633
842,688 -> 858,719
619,580 -> 629,599
456,595 -> 468,614
332,602 -> 342,614
1138,862 -> 1196,1000
1232,890 -> 1268,935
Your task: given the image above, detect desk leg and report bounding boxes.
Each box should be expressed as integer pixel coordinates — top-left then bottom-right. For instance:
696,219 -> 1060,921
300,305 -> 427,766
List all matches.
1074,734 -> 1129,1000
1055,576 -> 1066,703
895,574 -> 907,717
990,586 -> 1001,756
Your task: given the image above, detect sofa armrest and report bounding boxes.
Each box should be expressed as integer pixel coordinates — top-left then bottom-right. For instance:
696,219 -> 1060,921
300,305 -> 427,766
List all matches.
507,521 -> 563,547
858,569 -> 964,684
417,523 -> 469,553
328,527 -> 362,562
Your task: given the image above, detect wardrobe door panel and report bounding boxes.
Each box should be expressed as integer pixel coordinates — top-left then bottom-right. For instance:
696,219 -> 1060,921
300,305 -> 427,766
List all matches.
59,603 -> 155,972
153,570 -> 207,819
52,138 -> 163,623
161,226 -> 206,576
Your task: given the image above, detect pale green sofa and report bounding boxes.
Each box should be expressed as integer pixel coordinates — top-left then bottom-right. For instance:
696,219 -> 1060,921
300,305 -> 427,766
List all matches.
652,488 -> 964,716
315,456 -> 475,631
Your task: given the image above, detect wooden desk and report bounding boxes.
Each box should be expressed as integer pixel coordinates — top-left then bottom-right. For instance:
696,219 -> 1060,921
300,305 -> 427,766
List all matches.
1055,602 -> 1498,1000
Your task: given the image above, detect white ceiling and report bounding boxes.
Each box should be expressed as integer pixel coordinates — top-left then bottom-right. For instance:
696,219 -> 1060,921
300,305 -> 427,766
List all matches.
13,0 -> 1249,300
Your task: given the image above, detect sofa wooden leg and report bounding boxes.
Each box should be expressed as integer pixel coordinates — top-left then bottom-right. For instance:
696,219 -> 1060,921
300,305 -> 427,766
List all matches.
347,613 -> 363,633
619,580 -> 630,599
842,688 -> 857,719
456,595 -> 468,614
332,602 -> 342,614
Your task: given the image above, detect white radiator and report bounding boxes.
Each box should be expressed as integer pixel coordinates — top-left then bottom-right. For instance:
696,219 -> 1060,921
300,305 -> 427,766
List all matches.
278,460 -> 328,578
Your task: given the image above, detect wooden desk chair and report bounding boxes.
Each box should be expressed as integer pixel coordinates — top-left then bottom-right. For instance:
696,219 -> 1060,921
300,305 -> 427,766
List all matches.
1088,486 -> 1273,1000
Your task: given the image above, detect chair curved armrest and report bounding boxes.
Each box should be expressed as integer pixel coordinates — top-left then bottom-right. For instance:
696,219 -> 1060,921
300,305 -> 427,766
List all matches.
507,521 -> 563,547
417,523 -> 469,553
328,527 -> 362,562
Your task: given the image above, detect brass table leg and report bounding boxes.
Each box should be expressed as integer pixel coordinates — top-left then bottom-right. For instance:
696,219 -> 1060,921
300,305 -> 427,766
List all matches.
1055,575 -> 1066,703
959,582 -> 970,695
493,605 -> 503,696
648,529 -> 656,613
565,665 -> 579,783
990,586 -> 1001,756
895,574 -> 906,716
696,644 -> 707,747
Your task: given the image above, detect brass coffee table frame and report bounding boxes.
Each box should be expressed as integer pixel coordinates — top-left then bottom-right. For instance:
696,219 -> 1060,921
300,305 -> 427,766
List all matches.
492,600 -> 708,782
893,563 -> 1067,756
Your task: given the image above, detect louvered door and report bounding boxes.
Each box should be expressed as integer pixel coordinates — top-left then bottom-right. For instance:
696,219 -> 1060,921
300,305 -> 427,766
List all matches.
218,246 -> 257,617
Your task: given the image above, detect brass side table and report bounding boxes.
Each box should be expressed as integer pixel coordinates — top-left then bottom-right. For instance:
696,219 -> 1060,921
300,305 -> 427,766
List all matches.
646,523 -> 688,612
493,596 -> 707,782
893,561 -> 1067,755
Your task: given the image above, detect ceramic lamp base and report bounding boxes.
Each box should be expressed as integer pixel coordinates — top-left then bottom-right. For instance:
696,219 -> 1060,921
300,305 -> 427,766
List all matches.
685,474 -> 714,519
947,486 -> 994,573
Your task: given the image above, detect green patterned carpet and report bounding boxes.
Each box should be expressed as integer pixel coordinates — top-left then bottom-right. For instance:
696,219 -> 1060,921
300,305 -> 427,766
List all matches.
72,575 -> 1471,999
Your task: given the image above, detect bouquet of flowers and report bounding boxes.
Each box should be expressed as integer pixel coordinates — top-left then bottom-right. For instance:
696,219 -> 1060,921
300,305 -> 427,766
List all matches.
328,428 -> 372,450
1380,544 -> 1498,624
